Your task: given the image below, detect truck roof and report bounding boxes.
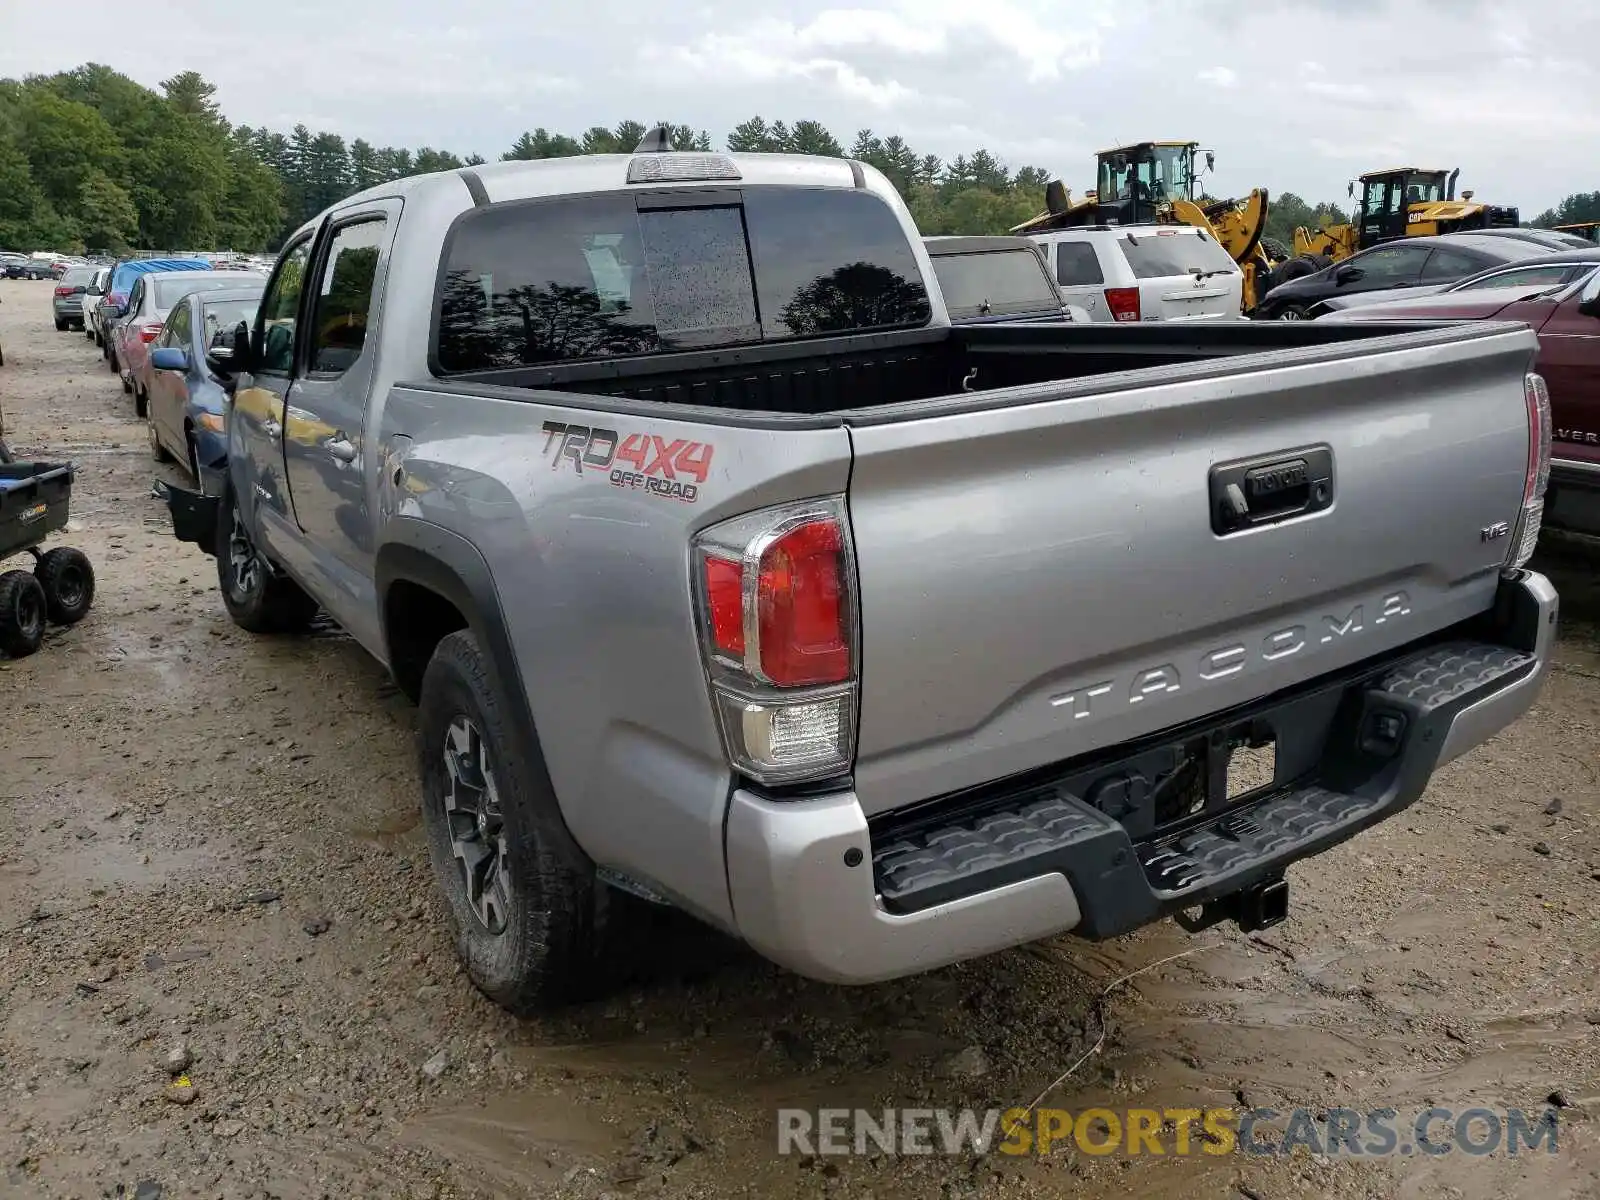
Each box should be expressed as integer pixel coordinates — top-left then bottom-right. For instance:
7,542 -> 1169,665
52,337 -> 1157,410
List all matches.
303,151 -> 868,242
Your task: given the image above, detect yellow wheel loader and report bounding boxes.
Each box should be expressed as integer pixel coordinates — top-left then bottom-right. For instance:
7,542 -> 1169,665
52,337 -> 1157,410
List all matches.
1011,141 -> 1282,312
1290,168 -> 1520,266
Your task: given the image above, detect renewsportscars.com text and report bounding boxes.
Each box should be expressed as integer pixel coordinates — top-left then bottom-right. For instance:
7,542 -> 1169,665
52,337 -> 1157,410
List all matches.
777,1106 -> 1561,1158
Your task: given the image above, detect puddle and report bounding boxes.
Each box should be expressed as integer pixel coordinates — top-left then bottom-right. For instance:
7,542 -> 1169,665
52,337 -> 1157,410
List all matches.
402,1093 -> 634,1192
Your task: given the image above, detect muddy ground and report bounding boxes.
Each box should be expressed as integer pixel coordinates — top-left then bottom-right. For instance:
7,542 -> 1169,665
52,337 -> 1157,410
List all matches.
0,277 -> 1598,1200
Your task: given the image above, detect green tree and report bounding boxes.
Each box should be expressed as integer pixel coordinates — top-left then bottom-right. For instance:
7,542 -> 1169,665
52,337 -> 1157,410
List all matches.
18,90 -> 124,213
348,139 -> 384,191
1533,191 -> 1600,228
160,71 -> 221,123
413,147 -> 463,174
789,120 -> 843,157
503,128 -> 582,160
77,169 -> 139,250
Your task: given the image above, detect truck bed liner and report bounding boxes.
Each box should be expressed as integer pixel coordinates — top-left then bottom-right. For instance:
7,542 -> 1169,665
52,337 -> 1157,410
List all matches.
420,320 -> 1521,421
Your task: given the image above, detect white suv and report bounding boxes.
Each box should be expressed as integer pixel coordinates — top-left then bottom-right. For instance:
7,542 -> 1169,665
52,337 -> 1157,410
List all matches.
1028,225 -> 1244,322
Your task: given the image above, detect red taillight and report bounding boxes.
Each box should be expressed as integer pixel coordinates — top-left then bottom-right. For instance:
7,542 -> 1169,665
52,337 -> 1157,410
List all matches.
1104,286 -> 1141,323
53,285 -> 72,297
694,497 -> 857,784
1507,372 -> 1552,570
704,555 -> 746,658
139,324 -> 163,343
757,519 -> 848,686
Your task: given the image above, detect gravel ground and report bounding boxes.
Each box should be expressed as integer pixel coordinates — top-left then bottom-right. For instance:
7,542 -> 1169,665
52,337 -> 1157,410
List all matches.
1,277 -> 1598,1199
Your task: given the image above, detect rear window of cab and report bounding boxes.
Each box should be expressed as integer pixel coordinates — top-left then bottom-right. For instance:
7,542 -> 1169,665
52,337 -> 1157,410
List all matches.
433,187 -> 932,373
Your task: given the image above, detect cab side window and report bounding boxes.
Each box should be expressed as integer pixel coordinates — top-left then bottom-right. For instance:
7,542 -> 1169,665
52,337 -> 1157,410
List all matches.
259,239 -> 314,374
310,218 -> 387,375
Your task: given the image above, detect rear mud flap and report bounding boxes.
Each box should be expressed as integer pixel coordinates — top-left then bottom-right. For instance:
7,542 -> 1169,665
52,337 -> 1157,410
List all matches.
153,477 -> 221,557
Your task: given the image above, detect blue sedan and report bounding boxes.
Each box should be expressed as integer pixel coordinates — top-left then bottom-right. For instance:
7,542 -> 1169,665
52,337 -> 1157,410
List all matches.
146,286 -> 262,479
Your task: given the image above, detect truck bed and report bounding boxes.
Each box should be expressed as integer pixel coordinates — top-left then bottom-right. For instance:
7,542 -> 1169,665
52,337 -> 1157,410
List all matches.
422,319 -> 1489,421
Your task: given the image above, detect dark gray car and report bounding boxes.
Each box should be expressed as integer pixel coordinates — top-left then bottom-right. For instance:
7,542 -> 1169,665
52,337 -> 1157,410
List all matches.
52,266 -> 98,331
1256,233 -> 1547,320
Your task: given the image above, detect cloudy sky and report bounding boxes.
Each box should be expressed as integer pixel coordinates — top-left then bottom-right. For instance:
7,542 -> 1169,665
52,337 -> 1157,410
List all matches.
4,0 -> 1595,215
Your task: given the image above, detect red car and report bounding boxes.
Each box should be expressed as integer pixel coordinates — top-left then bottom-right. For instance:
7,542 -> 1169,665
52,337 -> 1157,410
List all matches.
1324,269 -> 1600,538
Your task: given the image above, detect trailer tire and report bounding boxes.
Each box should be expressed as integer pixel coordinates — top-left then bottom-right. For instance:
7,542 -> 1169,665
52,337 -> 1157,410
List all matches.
34,548 -> 95,625
0,570 -> 46,657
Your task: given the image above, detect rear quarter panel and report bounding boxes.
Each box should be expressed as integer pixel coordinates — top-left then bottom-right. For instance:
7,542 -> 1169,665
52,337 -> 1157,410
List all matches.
381,385 -> 853,927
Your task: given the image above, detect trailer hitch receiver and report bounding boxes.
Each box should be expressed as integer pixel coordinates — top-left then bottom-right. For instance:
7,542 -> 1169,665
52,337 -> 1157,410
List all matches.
1174,875 -> 1289,934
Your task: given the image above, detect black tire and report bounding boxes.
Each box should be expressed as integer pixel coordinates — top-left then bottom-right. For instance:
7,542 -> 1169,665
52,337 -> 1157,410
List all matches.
107,346 -> 118,372
84,327 -> 95,341
132,382 -> 145,413
34,547 -> 94,625
215,491 -> 318,633
53,317 -> 67,332
419,629 -> 613,1012
1304,253 -> 1334,272
122,372 -> 133,396
1272,256 -> 1323,286
0,570 -> 46,657
94,330 -> 103,347
149,413 -> 172,463
1276,304 -> 1311,321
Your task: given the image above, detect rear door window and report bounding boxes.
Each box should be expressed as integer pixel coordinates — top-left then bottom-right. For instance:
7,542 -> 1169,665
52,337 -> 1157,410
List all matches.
928,249 -> 1060,319
1452,264 -> 1580,292
1419,247 -> 1486,282
1055,241 -> 1105,286
1118,230 -> 1239,280
435,187 -> 930,372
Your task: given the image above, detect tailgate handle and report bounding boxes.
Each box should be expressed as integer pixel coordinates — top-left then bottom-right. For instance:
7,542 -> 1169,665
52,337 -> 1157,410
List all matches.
1210,445 -> 1333,536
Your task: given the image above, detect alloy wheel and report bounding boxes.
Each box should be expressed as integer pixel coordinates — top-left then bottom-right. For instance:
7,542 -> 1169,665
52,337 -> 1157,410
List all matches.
441,716 -> 511,935
227,508 -> 260,597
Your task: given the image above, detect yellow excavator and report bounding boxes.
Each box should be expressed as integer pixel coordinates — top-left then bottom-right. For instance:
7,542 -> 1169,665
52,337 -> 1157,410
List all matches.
1011,140 -> 1282,311
1554,221 -> 1600,245
1288,167 -> 1520,269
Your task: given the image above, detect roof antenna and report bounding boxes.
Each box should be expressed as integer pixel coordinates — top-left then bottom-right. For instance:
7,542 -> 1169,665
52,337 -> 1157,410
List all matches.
635,125 -> 672,153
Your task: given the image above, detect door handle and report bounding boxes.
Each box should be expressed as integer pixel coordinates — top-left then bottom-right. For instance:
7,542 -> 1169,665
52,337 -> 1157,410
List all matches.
263,418 -> 282,441
1209,445 -> 1334,536
326,435 -> 357,463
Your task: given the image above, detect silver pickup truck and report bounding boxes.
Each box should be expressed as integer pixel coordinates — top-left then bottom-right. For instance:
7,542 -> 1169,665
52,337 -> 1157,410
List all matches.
161,141 -> 1557,1013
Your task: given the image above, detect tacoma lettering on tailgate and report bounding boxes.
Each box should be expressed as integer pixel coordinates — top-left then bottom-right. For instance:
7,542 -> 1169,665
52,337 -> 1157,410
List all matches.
1049,591 -> 1412,721
540,421 -> 714,504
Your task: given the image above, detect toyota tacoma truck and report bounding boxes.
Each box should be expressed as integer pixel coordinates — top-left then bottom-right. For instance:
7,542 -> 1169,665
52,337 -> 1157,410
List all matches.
162,140 -> 1558,1013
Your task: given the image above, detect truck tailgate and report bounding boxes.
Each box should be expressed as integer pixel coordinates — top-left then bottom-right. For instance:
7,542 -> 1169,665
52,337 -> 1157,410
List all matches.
842,325 -> 1538,816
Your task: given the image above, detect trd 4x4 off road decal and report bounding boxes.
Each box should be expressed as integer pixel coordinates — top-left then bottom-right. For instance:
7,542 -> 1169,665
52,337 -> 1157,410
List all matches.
541,421 -> 714,503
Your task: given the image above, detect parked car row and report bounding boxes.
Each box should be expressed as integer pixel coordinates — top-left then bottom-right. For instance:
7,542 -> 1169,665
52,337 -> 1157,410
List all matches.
1322,261 -> 1600,539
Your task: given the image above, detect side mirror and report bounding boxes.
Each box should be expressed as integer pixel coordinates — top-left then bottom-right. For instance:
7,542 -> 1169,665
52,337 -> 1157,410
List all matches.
1579,272 -> 1600,317
1335,265 -> 1363,285
151,346 -> 189,373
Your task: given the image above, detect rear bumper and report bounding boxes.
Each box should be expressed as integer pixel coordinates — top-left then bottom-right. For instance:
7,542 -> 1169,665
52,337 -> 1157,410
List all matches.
724,571 -> 1556,985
